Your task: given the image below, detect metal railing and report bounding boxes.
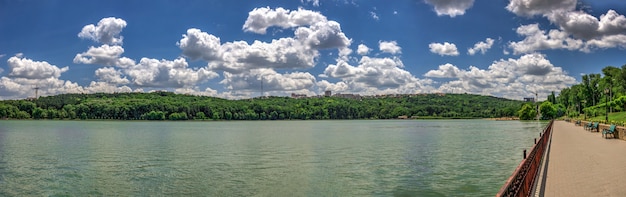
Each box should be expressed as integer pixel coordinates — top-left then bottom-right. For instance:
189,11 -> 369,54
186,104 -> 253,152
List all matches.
496,120 -> 554,197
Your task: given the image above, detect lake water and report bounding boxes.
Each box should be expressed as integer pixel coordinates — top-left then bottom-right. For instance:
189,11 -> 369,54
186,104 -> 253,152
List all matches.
0,120 -> 546,196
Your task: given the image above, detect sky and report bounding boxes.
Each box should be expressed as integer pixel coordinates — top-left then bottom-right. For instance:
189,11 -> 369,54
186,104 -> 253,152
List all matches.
1,0 -> 626,100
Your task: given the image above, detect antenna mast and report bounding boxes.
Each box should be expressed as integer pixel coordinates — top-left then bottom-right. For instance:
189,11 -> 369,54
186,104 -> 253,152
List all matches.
33,86 -> 40,99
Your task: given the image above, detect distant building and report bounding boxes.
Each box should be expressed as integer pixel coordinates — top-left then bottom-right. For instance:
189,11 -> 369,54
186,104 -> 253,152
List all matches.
291,93 -> 307,99
523,97 -> 535,102
324,90 -> 332,97
333,93 -> 361,99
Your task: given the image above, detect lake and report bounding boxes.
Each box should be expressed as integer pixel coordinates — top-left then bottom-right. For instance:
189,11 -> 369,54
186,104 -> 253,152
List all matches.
0,120 -> 546,196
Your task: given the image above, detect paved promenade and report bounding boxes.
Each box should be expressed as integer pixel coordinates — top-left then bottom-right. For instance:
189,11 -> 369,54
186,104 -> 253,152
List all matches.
541,120 -> 626,196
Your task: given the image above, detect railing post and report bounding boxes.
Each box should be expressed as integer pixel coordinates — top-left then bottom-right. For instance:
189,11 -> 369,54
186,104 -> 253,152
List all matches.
497,120 -> 554,197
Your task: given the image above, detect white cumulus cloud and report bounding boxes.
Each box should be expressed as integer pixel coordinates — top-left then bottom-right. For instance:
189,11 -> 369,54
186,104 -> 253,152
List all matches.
424,53 -> 576,100
220,68 -> 316,94
508,23 -> 583,55
506,0 -> 576,17
322,56 -> 433,93
424,0 -> 475,17
7,56 -> 69,79
177,28 -> 222,61
125,57 -> 218,88
242,7 -> 327,34
73,44 -> 125,66
429,42 -> 459,56
468,38 -> 494,55
379,41 -> 402,54
78,17 -> 127,45
357,44 -> 371,55
95,67 -> 130,84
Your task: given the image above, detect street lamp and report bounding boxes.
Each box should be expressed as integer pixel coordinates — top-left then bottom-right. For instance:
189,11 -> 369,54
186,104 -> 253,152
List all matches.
605,88 -> 609,123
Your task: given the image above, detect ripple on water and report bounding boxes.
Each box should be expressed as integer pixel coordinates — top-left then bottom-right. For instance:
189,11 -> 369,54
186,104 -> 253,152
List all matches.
0,120 -> 546,196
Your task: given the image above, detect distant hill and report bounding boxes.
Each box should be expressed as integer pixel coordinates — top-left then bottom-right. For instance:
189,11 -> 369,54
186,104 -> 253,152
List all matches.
0,92 -> 527,120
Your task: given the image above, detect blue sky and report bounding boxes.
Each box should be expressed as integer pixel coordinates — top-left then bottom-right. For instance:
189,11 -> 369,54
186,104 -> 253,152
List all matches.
1,0 -> 626,100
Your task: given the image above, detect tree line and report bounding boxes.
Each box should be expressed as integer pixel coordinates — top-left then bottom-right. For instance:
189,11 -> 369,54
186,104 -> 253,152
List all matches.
0,92 -> 526,120
557,65 -> 626,119
517,64 -> 626,121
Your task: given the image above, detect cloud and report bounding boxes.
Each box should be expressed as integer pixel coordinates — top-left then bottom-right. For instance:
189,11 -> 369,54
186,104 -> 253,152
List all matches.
78,17 -> 127,45
0,55 -> 86,99
208,37 -> 319,74
84,81 -> 133,94
177,28 -> 222,61
294,20 -> 352,49
7,56 -> 69,79
370,11 -> 379,20
0,77 -> 86,99
95,67 -> 129,84
509,9 -> 626,54
506,0 -> 576,17
547,9 -> 626,40
179,29 -> 318,73
468,38 -> 494,55
424,53 -> 576,99
220,69 -> 316,93
242,7 -> 327,34
73,44 -> 126,66
125,57 -> 218,88
180,7 -> 352,75
357,44 -> 371,55
322,56 -> 433,93
424,0 -> 475,17
424,63 -> 462,78
429,42 -> 459,56
508,23 -> 583,55
379,41 -> 402,54
584,34 -> 626,51
300,0 -> 320,7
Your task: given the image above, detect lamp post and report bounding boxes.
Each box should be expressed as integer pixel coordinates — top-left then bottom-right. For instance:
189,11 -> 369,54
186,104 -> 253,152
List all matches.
605,88 -> 609,123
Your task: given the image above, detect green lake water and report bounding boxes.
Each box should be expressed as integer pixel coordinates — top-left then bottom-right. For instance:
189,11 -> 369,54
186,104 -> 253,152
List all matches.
0,120 -> 546,196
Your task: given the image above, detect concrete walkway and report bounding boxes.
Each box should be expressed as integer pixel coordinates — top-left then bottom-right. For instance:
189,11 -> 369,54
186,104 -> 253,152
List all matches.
542,120 -> 626,196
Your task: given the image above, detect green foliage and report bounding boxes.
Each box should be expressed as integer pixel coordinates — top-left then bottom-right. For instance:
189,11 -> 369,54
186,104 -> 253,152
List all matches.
554,64 -> 626,119
195,112 -> 206,120
168,112 -> 188,120
518,103 -> 537,120
142,111 -> 166,120
539,101 -> 557,120
0,92 -> 526,120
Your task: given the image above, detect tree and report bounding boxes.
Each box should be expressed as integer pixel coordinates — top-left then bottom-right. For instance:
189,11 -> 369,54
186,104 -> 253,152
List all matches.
547,91 -> 557,104
518,103 -> 537,120
539,101 -> 557,120
195,112 -> 206,120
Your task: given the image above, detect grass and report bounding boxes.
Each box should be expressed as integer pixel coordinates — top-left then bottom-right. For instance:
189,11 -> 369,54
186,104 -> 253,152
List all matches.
583,111 -> 626,126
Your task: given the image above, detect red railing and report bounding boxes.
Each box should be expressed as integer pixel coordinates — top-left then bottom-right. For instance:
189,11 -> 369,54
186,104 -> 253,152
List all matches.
496,120 -> 554,197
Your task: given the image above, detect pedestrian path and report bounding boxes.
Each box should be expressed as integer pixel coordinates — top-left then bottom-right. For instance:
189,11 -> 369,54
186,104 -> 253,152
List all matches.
541,120 -> 626,196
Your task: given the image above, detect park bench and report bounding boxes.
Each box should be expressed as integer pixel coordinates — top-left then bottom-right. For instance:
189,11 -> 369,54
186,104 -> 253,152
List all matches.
575,120 -> 581,126
585,122 -> 599,132
602,125 -> 617,139
590,122 -> 600,132
584,122 -> 593,130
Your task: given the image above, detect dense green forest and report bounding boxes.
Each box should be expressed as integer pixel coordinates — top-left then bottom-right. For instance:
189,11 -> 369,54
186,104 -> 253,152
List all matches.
525,64 -> 626,123
0,92 -> 526,120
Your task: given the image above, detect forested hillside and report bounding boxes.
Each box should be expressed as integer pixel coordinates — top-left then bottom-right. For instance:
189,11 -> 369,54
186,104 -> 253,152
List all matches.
0,92 -> 526,120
